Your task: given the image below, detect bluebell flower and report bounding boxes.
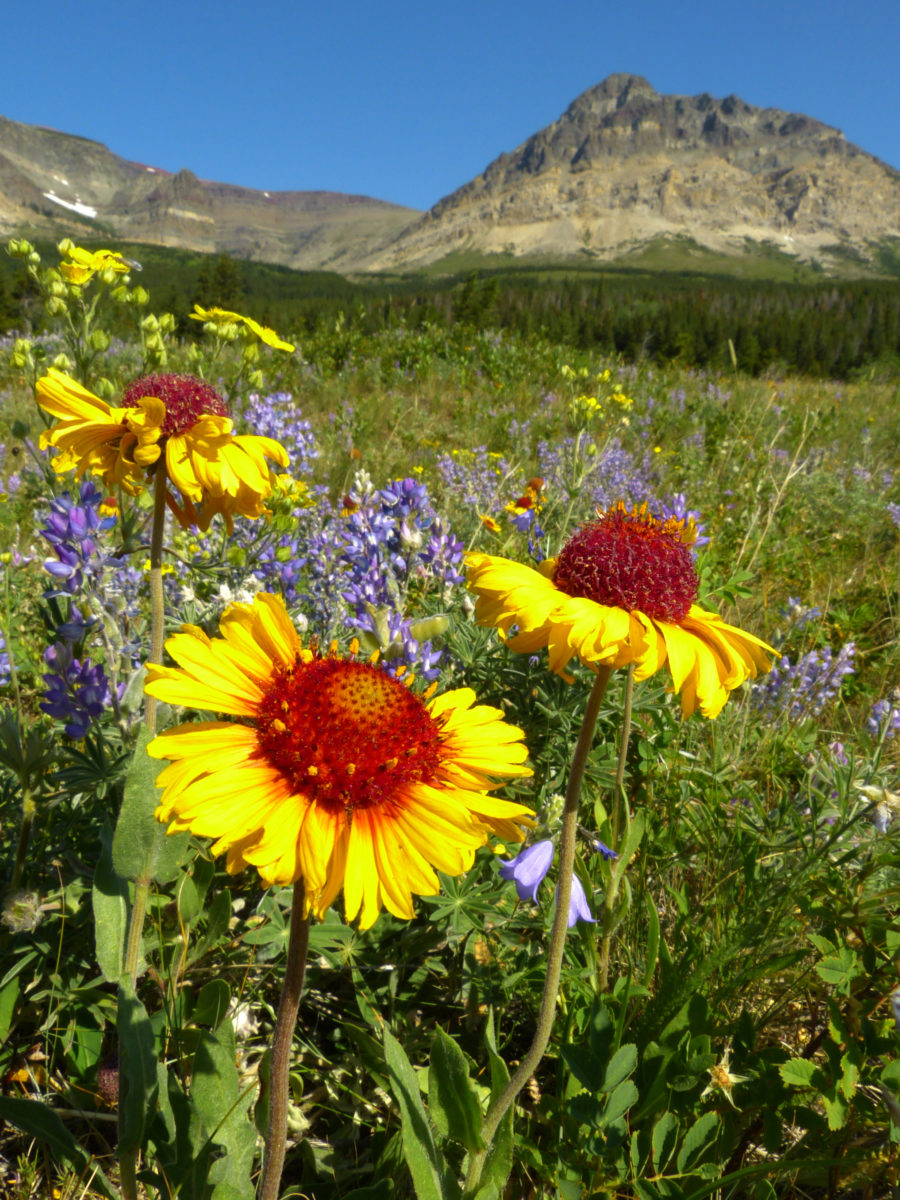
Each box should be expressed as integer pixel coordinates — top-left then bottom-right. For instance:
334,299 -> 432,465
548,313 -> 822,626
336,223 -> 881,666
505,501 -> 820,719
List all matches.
592,839 -> 618,860
499,840 -> 595,926
498,839 -> 553,902
565,874 -> 595,927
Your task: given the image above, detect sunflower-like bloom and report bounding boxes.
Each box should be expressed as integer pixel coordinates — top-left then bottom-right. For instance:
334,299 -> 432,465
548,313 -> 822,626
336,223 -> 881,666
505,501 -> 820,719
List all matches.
466,502 -> 776,719
59,246 -> 132,285
36,369 -> 289,530
145,593 -> 533,929
190,304 -> 294,352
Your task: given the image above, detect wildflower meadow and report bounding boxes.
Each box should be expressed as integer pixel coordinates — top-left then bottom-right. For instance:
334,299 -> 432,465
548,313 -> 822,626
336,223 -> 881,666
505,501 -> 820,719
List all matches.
0,239 -> 899,1199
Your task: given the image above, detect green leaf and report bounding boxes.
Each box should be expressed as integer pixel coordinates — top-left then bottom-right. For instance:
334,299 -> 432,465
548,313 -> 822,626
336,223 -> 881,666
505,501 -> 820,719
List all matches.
676,1111 -> 720,1172
560,1043 -> 604,1093
91,828 -> 129,984
839,1051 -> 859,1102
815,947 -> 861,994
778,1058 -> 817,1088
643,891 -> 661,987
652,1111 -> 678,1171
0,973 -> 19,1042
428,1027 -> 484,1153
112,725 -> 189,884
599,1078 -> 639,1127
383,1027 -> 454,1200
601,1043 -> 638,1094
193,980 -> 232,1028
117,983 -> 158,1157
191,887 -> 233,963
0,1097 -> 118,1198
481,1016 -> 513,1194
611,810 -> 645,889
193,1023 -> 256,1199
822,1088 -> 850,1131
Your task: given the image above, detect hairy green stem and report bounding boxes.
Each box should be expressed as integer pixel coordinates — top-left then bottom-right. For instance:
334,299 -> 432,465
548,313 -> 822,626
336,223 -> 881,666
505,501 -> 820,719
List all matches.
258,880 -> 311,1200
598,665 -> 634,992
10,789 -> 34,893
463,666 -> 612,1199
118,466 -> 169,1200
144,465 -> 168,739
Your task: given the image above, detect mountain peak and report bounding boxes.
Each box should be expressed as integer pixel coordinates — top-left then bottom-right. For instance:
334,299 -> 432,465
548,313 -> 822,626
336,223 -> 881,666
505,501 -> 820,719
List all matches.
371,77 -> 900,273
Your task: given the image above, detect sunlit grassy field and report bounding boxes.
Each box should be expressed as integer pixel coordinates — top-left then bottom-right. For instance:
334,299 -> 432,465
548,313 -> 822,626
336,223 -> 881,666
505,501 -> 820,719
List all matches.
0,242 -> 899,1199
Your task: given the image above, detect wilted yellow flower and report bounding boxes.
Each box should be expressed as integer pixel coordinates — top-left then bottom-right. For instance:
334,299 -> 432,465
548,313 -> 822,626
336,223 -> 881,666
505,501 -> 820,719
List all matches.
190,305 -> 294,352
36,369 -> 290,531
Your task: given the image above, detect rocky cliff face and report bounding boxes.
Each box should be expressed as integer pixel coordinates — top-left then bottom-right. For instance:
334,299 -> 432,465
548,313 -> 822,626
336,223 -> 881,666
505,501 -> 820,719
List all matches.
0,115 -> 419,270
366,74 -> 900,272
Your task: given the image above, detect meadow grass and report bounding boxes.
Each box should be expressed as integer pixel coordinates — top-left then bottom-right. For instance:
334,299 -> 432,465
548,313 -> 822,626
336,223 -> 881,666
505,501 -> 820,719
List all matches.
0,243 -> 898,1198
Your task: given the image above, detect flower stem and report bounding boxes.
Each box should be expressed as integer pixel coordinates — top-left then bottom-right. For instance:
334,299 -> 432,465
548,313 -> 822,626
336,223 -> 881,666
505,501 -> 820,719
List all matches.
144,464 -> 168,738
259,880 -> 311,1200
462,666 -> 612,1200
598,664 -> 634,992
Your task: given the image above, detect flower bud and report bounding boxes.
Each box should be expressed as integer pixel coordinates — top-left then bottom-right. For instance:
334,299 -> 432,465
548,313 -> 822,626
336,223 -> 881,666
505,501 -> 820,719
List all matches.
131,286 -> 149,307
46,296 -> 66,316
141,313 -> 160,334
159,311 -> 175,333
89,330 -> 111,352
8,238 -> 35,259
247,370 -> 264,389
51,353 -> 73,371
57,237 -> 75,256
48,279 -> 68,298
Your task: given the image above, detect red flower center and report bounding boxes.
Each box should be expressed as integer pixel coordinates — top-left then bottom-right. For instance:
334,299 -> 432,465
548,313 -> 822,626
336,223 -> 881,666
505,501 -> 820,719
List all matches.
553,503 -> 698,623
120,373 -> 228,437
255,656 -> 444,815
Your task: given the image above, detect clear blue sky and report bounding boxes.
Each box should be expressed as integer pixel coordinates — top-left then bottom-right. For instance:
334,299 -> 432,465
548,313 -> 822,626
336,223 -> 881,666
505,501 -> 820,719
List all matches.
4,0 -> 897,212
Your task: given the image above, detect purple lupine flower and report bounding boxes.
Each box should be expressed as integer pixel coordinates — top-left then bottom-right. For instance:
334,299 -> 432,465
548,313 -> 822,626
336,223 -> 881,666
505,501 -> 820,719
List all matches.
0,630 -> 10,687
592,839 -> 618,860
242,392 -> 319,475
782,597 -> 822,631
535,434 -> 657,514
40,642 -> 115,739
867,698 -> 900,741
658,493 -> 709,553
39,481 -> 120,597
885,502 -> 900,527
751,642 -> 856,721
498,840 -> 554,902
827,741 -> 849,765
434,445 -> 511,511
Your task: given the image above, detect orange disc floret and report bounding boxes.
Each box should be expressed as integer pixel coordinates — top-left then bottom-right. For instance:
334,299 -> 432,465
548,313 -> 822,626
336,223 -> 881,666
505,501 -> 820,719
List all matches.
145,593 -> 533,927
256,656 -> 443,815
